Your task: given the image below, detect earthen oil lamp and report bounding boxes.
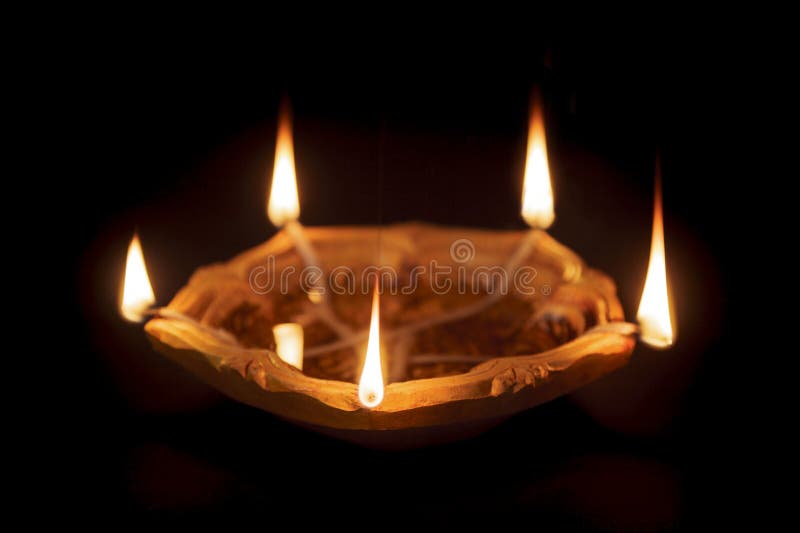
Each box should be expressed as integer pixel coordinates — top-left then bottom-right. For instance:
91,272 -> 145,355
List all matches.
121,98 -> 674,448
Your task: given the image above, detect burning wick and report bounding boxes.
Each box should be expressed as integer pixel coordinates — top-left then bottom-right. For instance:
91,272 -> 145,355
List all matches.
267,102 -> 312,264
488,89 -> 569,292
267,100 -> 317,271
503,89 -> 575,281
358,284 -> 385,408
273,323 -> 304,370
119,233 -> 238,344
267,99 -> 353,339
636,160 -> 675,348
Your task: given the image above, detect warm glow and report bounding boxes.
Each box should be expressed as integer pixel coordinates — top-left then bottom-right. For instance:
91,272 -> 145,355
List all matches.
637,166 -> 675,348
273,323 -> 304,370
267,102 -> 300,227
358,286 -> 385,408
521,90 -> 555,229
120,232 -> 155,322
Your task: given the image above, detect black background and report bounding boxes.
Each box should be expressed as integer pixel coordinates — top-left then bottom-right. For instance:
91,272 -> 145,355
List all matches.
54,28 -> 745,527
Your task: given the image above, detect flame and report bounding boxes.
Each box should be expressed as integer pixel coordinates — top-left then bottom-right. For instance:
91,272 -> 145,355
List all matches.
521,90 -> 555,229
358,286 -> 385,408
120,232 -> 155,322
637,164 -> 675,348
267,101 -> 300,227
273,323 -> 304,370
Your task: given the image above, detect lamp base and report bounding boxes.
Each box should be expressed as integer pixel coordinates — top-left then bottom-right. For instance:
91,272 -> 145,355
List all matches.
145,223 -> 637,447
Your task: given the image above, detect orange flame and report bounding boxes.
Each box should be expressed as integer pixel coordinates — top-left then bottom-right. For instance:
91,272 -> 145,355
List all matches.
637,162 -> 675,348
120,232 -> 155,322
267,100 -> 300,226
358,285 -> 384,408
521,89 -> 555,229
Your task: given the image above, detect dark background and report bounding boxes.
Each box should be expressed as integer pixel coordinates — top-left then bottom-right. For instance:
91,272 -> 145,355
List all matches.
57,30 -> 743,527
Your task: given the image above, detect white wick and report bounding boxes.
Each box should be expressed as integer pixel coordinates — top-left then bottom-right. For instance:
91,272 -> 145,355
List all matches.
284,220 -> 323,285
